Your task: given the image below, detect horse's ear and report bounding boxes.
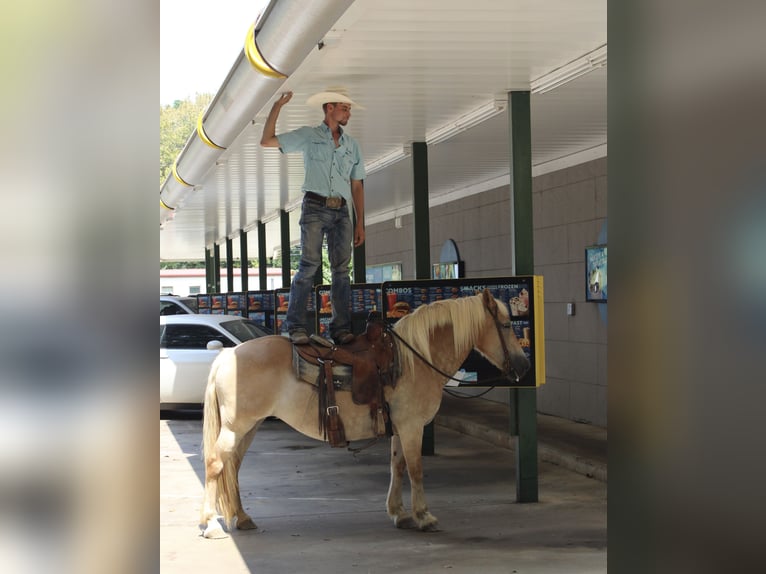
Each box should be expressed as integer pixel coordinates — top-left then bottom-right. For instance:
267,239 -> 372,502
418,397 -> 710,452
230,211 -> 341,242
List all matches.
482,288 -> 498,314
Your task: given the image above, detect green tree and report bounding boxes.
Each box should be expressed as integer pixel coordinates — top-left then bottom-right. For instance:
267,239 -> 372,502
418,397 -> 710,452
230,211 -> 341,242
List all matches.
160,93 -> 213,185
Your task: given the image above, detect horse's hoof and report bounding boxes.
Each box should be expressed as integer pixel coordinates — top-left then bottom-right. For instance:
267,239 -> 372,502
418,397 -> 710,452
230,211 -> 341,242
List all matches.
394,515 -> 417,529
415,511 -> 440,532
237,517 -> 258,530
202,524 -> 228,539
418,521 -> 441,533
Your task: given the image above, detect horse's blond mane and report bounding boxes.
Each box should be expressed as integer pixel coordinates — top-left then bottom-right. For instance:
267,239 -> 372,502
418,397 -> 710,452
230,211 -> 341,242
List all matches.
393,294 -> 500,376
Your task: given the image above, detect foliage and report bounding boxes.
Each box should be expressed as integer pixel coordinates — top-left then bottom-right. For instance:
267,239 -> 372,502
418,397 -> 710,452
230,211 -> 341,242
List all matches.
160,259 -> 267,270
160,94 -> 213,186
160,96 -> 349,285
160,260 -> 204,269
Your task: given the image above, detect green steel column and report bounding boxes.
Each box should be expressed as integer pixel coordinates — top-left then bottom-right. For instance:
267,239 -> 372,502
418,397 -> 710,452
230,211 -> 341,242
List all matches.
412,142 -> 434,455
280,210 -> 291,287
213,244 -> 221,293
205,248 -> 214,293
508,90 -> 538,503
226,237 -> 235,292
258,221 -> 267,290
412,142 -> 431,280
240,231 -> 249,293
353,211 -> 366,283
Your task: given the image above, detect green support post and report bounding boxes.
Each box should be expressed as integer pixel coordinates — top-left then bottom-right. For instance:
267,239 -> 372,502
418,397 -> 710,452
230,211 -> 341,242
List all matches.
508,91 -> 538,503
226,237 -> 234,293
353,211 -> 366,284
258,221 -> 267,290
412,142 -> 431,281
204,248 -> 213,293
213,244 -> 221,293
280,210 -> 291,288
411,142 -> 435,455
240,231 -> 249,293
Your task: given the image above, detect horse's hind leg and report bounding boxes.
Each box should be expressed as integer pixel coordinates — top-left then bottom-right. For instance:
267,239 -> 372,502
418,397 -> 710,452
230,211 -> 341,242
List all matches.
387,435 -> 416,529
398,427 -> 439,532
200,426 -> 245,538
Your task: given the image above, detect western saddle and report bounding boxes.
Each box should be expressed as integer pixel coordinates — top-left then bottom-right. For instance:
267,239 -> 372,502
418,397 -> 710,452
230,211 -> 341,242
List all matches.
292,313 -> 399,447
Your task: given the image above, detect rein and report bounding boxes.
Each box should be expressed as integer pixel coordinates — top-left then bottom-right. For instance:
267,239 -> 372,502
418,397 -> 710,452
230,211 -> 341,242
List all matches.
386,297 -> 521,386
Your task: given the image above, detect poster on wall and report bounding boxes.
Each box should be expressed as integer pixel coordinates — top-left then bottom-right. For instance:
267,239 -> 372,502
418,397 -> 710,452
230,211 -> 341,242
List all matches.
585,245 -> 608,302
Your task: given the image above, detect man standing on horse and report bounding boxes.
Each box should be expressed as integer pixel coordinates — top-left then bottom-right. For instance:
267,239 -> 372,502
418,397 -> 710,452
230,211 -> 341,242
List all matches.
261,90 -> 366,345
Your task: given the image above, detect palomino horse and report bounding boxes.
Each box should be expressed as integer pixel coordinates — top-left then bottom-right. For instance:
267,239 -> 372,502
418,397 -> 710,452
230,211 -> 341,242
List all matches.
200,289 -> 530,538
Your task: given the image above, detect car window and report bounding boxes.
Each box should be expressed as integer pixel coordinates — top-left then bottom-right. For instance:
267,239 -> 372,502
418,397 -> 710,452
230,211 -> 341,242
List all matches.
161,301 -> 188,315
161,324 -> 235,349
221,319 -> 271,342
181,298 -> 199,312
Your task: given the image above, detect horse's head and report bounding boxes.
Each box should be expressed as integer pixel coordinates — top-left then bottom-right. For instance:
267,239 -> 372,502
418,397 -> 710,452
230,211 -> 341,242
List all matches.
475,289 -> 531,383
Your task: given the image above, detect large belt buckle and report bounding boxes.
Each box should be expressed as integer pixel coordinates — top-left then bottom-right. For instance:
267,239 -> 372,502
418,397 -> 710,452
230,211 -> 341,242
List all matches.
326,196 -> 343,209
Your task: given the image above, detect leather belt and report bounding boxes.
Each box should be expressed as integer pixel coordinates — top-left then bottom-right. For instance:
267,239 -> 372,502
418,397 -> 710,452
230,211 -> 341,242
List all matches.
305,191 -> 346,208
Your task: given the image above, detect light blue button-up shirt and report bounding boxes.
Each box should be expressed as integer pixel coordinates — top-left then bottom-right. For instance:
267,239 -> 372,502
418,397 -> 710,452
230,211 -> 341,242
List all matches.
277,123 -> 365,206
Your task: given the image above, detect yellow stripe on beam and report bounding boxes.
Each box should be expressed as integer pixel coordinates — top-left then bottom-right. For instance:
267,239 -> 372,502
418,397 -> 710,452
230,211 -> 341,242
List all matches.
160,199 -> 175,211
245,24 -> 287,79
197,112 -> 226,150
172,162 -> 193,187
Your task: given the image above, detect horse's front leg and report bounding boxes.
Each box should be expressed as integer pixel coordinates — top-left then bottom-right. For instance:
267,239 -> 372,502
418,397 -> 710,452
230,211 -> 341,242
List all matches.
387,435 -> 416,529
398,426 -> 439,532
232,425 -> 259,531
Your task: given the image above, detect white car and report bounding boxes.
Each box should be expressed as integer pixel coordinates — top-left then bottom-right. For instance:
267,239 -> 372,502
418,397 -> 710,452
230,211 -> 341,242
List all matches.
160,314 -> 271,410
160,295 -> 199,315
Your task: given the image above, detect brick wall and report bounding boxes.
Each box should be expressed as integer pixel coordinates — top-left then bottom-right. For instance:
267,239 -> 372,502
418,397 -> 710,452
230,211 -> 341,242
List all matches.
364,157 -> 607,426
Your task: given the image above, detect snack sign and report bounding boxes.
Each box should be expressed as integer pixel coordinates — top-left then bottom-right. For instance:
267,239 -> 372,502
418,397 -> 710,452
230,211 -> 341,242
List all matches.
381,277 -> 545,388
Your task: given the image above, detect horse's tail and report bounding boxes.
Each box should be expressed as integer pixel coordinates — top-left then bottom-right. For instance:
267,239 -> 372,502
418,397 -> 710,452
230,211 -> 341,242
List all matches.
201,350 -> 240,528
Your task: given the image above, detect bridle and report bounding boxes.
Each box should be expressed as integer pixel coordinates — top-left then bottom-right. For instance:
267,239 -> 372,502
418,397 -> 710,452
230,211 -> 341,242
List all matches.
386,297 -> 523,384
484,298 -> 522,383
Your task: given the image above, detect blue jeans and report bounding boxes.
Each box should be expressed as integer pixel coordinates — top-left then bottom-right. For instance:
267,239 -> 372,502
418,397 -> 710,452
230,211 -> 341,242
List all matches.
286,196 -> 352,336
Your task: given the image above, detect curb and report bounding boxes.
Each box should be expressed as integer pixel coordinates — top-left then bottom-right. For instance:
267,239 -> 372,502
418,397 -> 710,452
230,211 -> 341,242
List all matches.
435,413 -> 607,482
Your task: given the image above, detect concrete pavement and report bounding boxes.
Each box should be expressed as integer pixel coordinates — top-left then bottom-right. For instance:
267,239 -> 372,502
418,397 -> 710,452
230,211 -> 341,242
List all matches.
160,400 -> 606,573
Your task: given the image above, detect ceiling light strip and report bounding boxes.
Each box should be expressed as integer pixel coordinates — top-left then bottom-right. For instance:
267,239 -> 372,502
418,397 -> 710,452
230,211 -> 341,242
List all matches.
531,44 -> 607,94
425,99 -> 507,146
365,145 -> 412,175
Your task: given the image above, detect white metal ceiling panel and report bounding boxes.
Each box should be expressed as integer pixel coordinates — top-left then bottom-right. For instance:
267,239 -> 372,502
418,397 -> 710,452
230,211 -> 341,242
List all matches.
160,0 -> 606,261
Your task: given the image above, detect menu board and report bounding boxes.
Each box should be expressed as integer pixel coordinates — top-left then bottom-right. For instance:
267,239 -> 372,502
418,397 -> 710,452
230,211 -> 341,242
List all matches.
274,288 -> 316,335
209,294 -> 226,315
314,283 -> 383,341
225,292 -> 247,316
274,288 -> 290,335
351,284 -> 383,314
315,285 -> 333,339
381,277 -> 545,388
196,294 -> 211,314
246,290 -> 274,329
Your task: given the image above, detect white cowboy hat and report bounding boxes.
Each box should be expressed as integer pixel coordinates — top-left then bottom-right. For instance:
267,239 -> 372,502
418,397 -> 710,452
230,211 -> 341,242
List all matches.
306,90 -> 364,109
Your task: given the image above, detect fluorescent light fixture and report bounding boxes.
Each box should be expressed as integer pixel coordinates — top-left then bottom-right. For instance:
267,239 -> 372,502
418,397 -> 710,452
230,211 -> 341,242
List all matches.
531,44 -> 607,94
425,99 -> 507,146
365,144 -> 412,175
284,196 -> 303,212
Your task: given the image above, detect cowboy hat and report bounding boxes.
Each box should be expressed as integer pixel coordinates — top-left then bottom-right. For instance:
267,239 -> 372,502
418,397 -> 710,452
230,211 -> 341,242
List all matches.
306,90 -> 364,109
